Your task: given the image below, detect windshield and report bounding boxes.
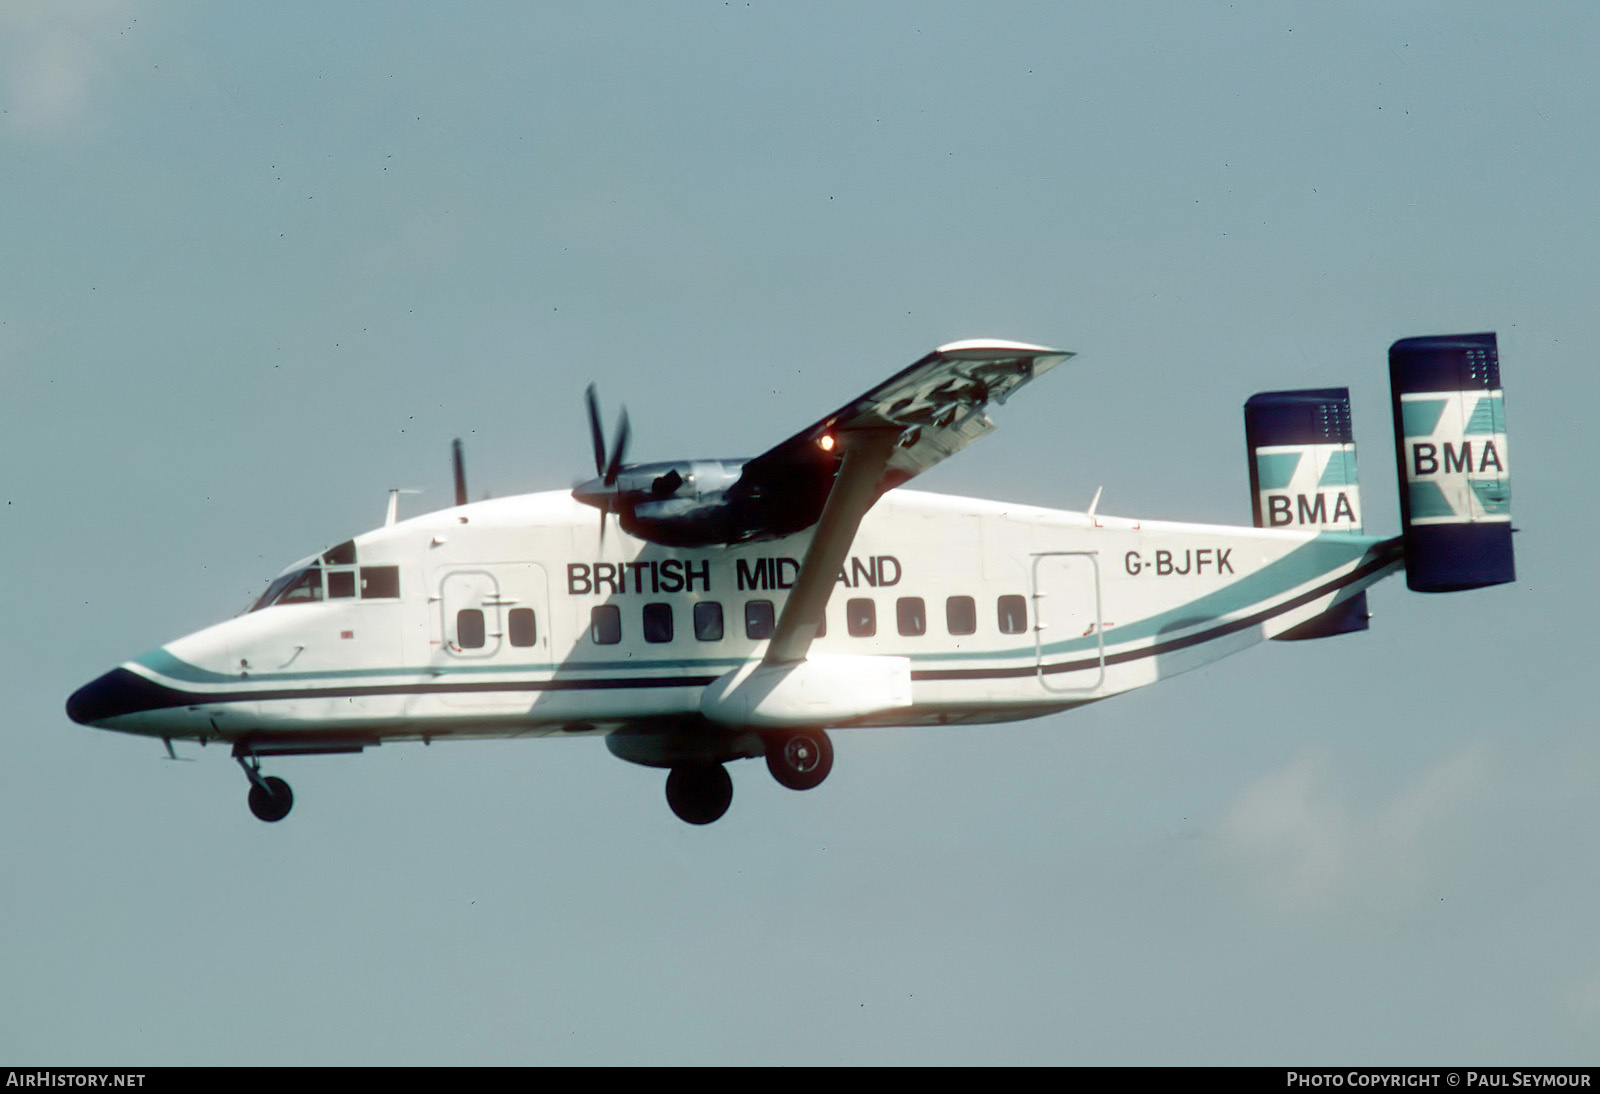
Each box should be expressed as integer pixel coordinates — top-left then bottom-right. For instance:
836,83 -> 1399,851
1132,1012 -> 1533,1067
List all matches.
249,564 -> 323,612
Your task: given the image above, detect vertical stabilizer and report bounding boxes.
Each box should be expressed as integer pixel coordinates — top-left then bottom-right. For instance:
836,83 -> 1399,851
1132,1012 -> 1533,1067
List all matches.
1244,387 -> 1368,639
1244,388 -> 1363,532
1389,333 -> 1514,592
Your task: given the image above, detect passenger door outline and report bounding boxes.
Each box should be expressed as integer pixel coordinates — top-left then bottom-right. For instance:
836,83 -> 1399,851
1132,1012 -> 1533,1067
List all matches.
1031,551 -> 1105,693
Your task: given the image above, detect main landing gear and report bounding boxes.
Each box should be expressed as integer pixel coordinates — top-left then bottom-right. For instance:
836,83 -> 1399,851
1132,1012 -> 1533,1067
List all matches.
665,764 -> 734,825
764,728 -> 834,791
237,750 -> 294,823
660,729 -> 836,825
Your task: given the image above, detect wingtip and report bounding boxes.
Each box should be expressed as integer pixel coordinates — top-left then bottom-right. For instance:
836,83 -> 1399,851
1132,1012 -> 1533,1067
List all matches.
934,338 -> 1072,359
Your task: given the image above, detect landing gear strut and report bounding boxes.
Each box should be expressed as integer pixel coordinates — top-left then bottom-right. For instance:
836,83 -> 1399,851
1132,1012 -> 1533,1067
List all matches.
236,751 -> 294,823
665,764 -> 733,825
764,729 -> 833,791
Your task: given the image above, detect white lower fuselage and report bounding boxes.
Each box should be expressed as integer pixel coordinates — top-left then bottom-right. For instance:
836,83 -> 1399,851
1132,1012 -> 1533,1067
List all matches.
84,489 -> 1400,747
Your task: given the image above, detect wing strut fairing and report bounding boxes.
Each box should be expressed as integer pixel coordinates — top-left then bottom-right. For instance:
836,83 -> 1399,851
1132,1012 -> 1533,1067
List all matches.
764,428 -> 903,665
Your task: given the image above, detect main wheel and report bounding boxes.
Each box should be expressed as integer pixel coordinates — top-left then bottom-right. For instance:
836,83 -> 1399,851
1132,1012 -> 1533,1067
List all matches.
764,729 -> 833,791
247,775 -> 294,823
665,764 -> 733,825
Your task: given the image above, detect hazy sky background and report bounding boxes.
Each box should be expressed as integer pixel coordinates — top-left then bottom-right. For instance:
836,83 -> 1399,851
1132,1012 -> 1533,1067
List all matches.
3,1 -> 1595,1065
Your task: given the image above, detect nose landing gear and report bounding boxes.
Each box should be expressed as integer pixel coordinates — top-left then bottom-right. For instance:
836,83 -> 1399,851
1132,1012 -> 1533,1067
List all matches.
236,750 -> 294,823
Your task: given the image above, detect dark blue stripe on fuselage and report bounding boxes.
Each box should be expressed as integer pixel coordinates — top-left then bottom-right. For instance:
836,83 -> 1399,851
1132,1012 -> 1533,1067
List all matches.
913,545 -> 1397,681
73,543 -> 1400,721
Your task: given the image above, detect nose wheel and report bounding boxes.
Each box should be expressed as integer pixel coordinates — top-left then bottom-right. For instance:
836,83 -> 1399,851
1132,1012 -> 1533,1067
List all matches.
247,776 -> 294,822
236,751 -> 294,823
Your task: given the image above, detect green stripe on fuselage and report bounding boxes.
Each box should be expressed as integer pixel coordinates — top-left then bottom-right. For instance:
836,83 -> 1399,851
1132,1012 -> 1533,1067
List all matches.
916,533 -> 1389,663
136,535 -> 1392,685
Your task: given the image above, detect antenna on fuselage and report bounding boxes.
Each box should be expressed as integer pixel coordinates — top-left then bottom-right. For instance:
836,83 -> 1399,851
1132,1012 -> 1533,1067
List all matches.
385,488 -> 422,526
452,438 -> 469,507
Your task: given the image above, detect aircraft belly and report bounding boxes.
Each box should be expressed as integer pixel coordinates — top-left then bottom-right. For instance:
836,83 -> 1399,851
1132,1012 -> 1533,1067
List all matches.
238,675 -> 707,739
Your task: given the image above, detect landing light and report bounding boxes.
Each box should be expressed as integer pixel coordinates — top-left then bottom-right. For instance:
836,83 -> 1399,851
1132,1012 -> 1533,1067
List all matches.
818,434 -> 836,452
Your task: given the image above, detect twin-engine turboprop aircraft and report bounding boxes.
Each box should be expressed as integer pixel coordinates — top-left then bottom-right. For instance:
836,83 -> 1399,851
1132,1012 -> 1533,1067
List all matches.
67,334 -> 1514,824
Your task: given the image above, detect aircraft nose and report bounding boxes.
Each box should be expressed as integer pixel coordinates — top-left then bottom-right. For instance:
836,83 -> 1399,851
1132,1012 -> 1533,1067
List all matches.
66,667 -> 164,726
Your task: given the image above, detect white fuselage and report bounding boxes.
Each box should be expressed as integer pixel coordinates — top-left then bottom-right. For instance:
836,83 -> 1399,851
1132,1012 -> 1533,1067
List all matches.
85,488 -> 1400,747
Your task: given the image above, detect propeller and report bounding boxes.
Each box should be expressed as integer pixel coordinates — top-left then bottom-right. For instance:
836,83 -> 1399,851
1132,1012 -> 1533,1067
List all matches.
586,384 -> 630,484
582,384 -> 631,542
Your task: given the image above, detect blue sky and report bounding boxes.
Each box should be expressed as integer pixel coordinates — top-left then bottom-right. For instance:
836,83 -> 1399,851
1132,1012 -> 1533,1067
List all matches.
2,1 -> 1596,1064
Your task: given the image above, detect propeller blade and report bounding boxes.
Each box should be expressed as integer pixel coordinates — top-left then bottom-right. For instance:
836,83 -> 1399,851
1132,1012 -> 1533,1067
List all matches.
585,385 -> 607,476
604,408 -> 630,487
451,438 -> 468,507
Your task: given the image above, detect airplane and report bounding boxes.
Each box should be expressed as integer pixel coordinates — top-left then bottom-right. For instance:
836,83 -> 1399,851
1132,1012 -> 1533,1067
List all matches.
66,333 -> 1513,825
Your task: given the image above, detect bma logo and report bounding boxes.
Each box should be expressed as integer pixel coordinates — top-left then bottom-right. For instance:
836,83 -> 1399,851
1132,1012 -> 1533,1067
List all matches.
1266,490 -> 1358,527
1411,440 -> 1504,477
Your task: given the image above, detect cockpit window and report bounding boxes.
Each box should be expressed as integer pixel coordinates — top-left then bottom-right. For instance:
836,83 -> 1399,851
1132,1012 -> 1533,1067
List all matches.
250,555 -> 397,611
277,566 -> 324,605
323,540 -> 357,566
249,565 -> 324,611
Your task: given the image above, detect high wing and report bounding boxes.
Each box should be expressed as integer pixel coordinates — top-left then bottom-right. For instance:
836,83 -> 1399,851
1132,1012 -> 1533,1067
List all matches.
756,339 -> 1073,663
735,339 -> 1074,506
573,340 -> 1072,549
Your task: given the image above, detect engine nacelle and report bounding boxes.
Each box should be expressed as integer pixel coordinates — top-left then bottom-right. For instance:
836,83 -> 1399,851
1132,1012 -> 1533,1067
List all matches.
578,453 -> 838,547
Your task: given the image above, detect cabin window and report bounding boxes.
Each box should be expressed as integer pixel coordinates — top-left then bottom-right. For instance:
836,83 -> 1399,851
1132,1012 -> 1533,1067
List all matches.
360,566 -> 401,599
327,570 -> 357,599
508,608 -> 537,647
745,599 -> 775,640
946,595 -> 976,635
896,597 -> 926,637
643,602 -> 674,643
323,540 -> 357,566
997,594 -> 1028,635
694,601 -> 724,642
591,605 -> 621,645
847,597 -> 876,637
456,609 -> 486,649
